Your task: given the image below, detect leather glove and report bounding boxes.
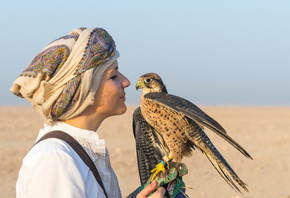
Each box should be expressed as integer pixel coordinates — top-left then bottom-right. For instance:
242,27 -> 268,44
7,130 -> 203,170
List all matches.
127,162 -> 188,198
165,162 -> 188,198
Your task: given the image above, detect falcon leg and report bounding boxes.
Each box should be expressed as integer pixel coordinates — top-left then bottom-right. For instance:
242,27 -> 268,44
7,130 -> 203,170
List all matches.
151,154 -> 173,181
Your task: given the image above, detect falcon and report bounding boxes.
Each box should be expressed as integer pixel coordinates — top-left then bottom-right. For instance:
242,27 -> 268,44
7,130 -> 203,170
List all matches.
133,72 -> 252,193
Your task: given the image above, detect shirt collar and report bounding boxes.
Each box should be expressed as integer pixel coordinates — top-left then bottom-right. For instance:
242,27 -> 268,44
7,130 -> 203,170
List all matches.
37,121 -> 106,156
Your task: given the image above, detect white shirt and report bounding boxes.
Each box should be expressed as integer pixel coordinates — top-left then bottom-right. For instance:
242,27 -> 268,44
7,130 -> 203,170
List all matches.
16,122 -> 122,198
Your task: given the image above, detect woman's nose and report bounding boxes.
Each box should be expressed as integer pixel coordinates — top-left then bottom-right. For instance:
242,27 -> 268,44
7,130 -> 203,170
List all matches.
121,75 -> 131,88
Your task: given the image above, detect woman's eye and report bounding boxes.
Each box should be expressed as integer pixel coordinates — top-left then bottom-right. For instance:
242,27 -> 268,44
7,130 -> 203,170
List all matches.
111,75 -> 117,80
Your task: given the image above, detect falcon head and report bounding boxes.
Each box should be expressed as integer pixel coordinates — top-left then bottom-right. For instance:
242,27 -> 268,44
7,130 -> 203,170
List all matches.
136,73 -> 168,94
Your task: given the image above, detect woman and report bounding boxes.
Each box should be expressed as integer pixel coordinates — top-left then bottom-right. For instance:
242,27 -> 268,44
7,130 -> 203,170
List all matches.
11,27 -> 167,198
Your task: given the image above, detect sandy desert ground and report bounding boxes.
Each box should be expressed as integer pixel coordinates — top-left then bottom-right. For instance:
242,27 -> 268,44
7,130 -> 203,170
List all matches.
0,105 -> 290,198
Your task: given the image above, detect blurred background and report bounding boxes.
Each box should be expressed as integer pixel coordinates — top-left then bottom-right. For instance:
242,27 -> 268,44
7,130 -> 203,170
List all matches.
1,0 -> 289,106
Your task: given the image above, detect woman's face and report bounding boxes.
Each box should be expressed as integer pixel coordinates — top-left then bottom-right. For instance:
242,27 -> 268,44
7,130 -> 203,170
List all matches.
93,60 -> 131,118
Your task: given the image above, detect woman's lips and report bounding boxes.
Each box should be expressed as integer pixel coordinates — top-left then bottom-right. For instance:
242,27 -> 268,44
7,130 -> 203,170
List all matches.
120,94 -> 126,100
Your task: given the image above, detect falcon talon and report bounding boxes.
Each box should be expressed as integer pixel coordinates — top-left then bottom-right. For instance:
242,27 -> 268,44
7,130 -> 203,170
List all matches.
150,162 -> 167,181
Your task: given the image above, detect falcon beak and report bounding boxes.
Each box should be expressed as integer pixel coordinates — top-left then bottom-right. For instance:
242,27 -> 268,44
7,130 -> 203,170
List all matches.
135,80 -> 144,90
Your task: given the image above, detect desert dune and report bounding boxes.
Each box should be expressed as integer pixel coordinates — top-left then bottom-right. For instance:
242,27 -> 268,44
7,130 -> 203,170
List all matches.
0,106 -> 289,198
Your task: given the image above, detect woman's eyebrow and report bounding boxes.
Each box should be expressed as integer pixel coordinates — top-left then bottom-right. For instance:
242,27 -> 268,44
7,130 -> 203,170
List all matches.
108,67 -> 119,75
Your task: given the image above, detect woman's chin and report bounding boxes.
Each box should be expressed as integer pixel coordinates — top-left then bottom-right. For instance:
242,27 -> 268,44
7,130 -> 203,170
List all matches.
119,105 -> 127,115
110,105 -> 127,117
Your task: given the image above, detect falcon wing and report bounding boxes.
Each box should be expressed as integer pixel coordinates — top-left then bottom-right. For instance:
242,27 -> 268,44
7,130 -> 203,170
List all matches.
144,92 -> 252,159
185,117 -> 249,193
132,107 -> 169,185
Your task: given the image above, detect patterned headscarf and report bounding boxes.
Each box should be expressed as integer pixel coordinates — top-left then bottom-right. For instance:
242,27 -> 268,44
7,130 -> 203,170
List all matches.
10,27 -> 119,124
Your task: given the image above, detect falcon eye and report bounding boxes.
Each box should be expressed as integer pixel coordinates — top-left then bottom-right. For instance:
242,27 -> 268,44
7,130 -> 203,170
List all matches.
144,78 -> 152,84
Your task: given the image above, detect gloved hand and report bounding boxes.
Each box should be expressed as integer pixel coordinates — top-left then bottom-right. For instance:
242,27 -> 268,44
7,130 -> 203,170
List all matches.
165,162 -> 188,198
166,176 -> 186,198
127,162 -> 188,198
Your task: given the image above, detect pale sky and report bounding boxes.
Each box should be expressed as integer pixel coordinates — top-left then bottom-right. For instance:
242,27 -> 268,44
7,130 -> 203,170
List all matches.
1,0 -> 289,106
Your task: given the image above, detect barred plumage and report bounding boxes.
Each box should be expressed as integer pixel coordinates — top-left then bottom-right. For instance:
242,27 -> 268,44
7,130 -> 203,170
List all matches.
133,73 -> 252,193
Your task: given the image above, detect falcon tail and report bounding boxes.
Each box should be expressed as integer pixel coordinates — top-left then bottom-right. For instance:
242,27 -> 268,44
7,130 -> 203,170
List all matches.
185,118 -> 249,193
204,152 -> 248,193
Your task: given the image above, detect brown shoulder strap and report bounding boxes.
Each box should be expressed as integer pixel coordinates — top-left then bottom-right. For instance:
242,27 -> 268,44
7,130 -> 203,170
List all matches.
34,130 -> 109,198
